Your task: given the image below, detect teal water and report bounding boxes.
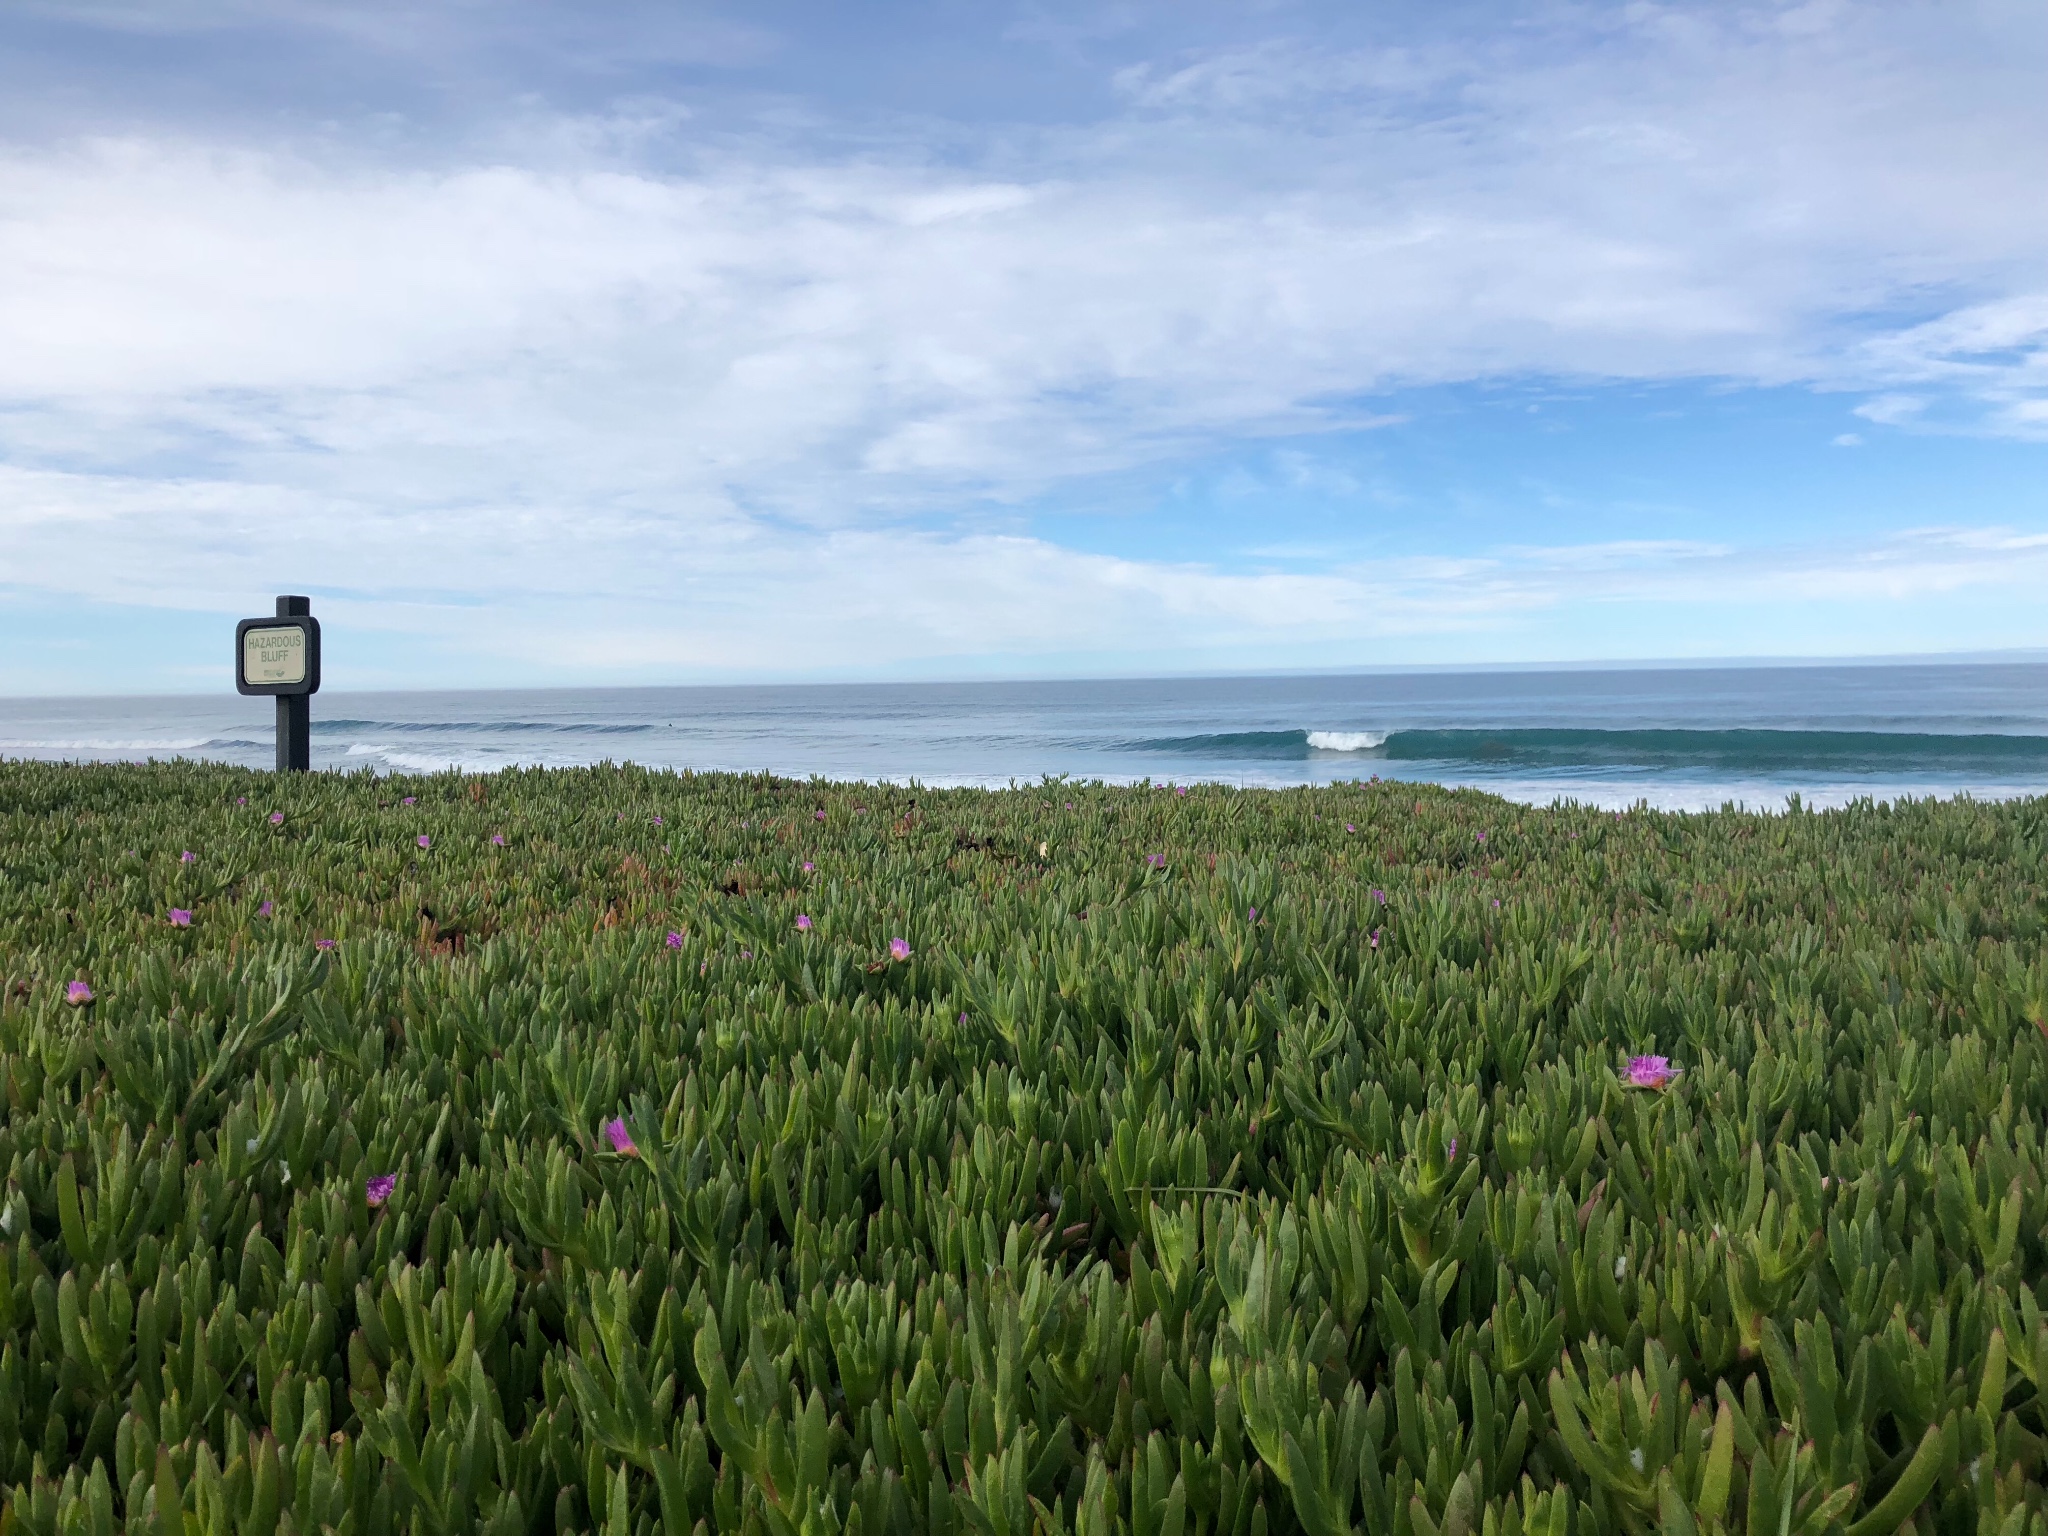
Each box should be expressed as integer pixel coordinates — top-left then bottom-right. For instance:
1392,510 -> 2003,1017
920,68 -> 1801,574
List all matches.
3,661 -> 2045,810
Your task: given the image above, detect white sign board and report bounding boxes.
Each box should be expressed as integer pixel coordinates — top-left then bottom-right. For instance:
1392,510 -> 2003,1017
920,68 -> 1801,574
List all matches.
242,625 -> 308,686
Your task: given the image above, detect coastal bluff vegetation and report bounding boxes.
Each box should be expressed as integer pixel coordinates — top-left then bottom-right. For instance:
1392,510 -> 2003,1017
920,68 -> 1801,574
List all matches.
2,761 -> 2046,1536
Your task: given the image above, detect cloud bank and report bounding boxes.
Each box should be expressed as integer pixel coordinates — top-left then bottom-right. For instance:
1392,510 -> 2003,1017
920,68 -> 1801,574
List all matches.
0,0 -> 2043,683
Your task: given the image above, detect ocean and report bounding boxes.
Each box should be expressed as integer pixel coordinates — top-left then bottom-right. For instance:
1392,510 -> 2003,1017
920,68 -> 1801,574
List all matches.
3,662 -> 2046,812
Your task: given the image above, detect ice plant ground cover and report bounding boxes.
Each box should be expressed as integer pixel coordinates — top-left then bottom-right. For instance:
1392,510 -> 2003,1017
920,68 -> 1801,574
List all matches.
0,764 -> 2046,1536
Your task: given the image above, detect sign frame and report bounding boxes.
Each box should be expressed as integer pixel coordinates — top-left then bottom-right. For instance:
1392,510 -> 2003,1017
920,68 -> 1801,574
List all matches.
235,615 -> 322,697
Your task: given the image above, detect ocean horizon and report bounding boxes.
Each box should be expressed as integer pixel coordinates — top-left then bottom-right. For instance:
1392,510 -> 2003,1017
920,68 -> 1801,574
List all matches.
5,659 -> 2046,812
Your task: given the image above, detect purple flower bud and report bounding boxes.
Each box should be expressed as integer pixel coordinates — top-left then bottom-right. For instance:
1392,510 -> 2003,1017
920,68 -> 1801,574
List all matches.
416,835 -> 431,849
604,1118 -> 638,1156
168,908 -> 193,927
796,914 -> 812,931
258,900 -> 274,917
365,1174 -> 397,1207
491,834 -> 506,846
314,937 -> 336,950
802,861 -> 815,873
1446,1137 -> 1459,1162
269,812 -> 284,825
816,809 -> 827,821
180,850 -> 196,864
1625,1055 -> 1681,1091
65,981 -> 93,1005
889,937 -> 912,962
666,930 -> 684,949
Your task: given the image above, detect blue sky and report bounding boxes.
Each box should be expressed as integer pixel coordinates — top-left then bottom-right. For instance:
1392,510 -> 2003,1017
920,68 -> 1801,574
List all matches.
0,0 -> 2043,693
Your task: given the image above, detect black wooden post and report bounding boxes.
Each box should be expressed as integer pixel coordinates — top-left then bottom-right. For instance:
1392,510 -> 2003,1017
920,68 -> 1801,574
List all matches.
275,596 -> 312,771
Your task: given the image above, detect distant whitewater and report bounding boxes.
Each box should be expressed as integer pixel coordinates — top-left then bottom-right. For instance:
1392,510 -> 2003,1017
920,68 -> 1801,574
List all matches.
4,662 -> 2047,811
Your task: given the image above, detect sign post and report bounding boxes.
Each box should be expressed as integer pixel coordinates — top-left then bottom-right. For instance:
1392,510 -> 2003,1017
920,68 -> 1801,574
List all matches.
235,596 -> 321,771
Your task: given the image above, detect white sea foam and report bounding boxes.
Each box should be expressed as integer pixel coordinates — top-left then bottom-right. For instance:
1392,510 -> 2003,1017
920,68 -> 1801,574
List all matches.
1304,730 -> 1389,753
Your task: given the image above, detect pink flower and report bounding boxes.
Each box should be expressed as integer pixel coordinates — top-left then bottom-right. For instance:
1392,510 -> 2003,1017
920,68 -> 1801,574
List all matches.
258,900 -> 274,917
65,981 -> 93,1005
365,1174 -> 396,1207
1065,802 -> 1073,810
491,834 -> 506,846
1247,906 -> 1258,922
1446,1137 -> 1459,1162
401,797 -> 416,806
740,948 -> 753,960
815,809 -> 826,821
1176,786 -> 1187,797
888,938 -> 912,962
180,850 -> 196,864
1345,823 -> 1355,833
269,811 -> 284,825
603,1118 -> 638,1156
1371,888 -> 1385,903
1369,929 -> 1380,949
1625,1055 -> 1681,1091
796,914 -> 812,931
167,908 -> 193,927
314,937 -> 336,950
236,797 -> 247,806
1477,830 -> 1487,844
653,815 -> 663,826
802,861 -> 814,873
665,930 -> 684,949
416,835 -> 430,849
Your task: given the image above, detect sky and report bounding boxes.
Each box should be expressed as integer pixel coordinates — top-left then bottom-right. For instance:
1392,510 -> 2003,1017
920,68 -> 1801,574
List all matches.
0,0 -> 2043,694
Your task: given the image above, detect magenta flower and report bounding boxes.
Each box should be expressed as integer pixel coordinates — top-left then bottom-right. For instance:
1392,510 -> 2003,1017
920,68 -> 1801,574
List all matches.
1446,1137 -> 1459,1162
796,914 -> 812,931
401,796 -> 416,806
168,908 -> 193,927
1477,831 -> 1487,844
802,861 -> 814,873
65,981 -> 93,1005
1176,785 -> 1187,797
314,937 -> 336,951
236,796 -> 247,806
1370,929 -> 1381,949
888,937 -> 912,962
180,850 -> 196,864
258,900 -> 274,917
815,810 -> 827,821
959,1011 -> 969,1024
269,811 -> 284,825
1345,823 -> 1355,833
1625,1055 -> 1681,1091
653,815 -> 663,826
1065,802 -> 1073,810
665,930 -> 684,948
416,835 -> 431,849
603,1118 -> 638,1156
365,1174 -> 397,1208
1371,888 -> 1385,904
1247,906 -> 1258,922
491,834 -> 506,846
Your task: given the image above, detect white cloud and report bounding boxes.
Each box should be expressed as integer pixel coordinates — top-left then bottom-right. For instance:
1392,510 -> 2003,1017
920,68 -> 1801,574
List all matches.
0,0 -> 2043,675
